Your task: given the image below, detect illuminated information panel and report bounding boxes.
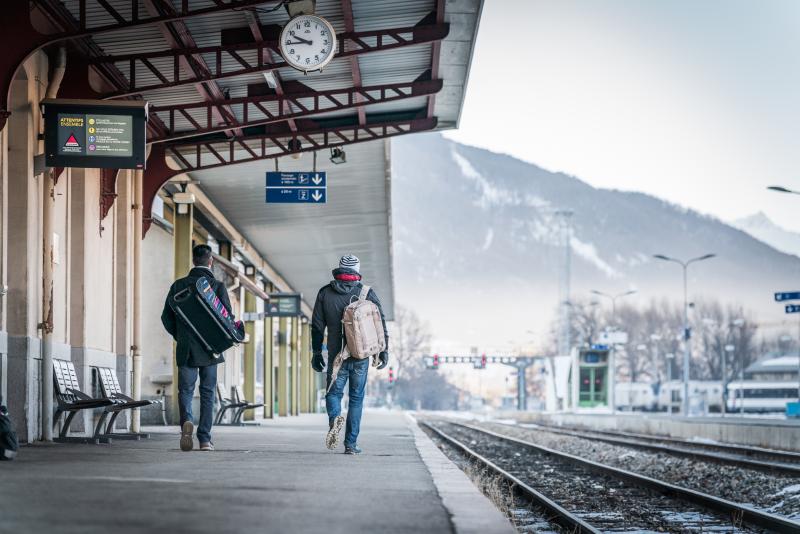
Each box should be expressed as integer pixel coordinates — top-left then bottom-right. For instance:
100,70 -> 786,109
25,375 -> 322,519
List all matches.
43,99 -> 148,169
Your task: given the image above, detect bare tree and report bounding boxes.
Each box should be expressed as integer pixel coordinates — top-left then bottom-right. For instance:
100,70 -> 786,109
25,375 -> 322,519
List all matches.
388,306 -> 431,381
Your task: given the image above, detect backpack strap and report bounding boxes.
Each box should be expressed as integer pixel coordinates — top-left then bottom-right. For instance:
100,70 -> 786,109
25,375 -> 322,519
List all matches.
358,285 -> 370,302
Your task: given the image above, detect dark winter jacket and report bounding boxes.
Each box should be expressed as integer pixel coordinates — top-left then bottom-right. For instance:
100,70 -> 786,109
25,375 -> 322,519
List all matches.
311,268 -> 389,364
161,266 -> 233,367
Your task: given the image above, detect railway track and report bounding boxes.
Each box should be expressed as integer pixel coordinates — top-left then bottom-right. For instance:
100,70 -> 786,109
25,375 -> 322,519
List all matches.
515,422 -> 800,475
423,420 -> 800,533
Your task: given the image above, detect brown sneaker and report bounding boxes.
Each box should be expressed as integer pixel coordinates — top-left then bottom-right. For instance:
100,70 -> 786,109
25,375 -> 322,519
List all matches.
180,421 -> 194,452
199,442 -> 214,451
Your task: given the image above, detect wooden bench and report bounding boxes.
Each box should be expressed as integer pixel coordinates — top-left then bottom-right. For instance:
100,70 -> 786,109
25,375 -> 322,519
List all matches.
94,367 -> 157,440
53,360 -> 113,444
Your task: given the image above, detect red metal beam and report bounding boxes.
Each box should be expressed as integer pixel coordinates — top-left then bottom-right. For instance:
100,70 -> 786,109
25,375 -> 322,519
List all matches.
142,116 -> 438,236
150,78 -> 442,143
427,0 -> 446,118
142,0 -> 242,138
0,0 -> 266,131
341,0 -> 365,127
243,9 -> 297,132
91,22 -> 450,98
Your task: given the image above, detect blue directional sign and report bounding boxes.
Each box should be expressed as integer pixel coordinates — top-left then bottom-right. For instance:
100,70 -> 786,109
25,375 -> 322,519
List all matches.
266,187 -> 326,203
786,304 -> 800,314
265,171 -> 327,204
775,291 -> 800,302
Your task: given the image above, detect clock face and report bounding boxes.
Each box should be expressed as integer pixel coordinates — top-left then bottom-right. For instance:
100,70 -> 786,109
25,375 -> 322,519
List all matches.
279,14 -> 337,73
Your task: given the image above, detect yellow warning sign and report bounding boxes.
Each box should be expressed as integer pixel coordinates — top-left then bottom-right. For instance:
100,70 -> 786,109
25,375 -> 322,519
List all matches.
59,116 -> 84,128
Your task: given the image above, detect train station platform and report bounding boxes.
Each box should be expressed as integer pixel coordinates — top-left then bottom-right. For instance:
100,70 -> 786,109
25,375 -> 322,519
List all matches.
0,411 -> 512,534
512,411 -> 800,452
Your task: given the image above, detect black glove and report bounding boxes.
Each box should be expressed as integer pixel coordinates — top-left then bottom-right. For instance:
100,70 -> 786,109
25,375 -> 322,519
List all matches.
376,351 -> 389,370
311,352 -> 325,372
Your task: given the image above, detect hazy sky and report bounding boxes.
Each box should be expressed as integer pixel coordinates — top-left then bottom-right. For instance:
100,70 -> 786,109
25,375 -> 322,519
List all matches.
446,0 -> 800,231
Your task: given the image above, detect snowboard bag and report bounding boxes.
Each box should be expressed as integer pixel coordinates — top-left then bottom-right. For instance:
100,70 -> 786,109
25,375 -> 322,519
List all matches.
170,277 -> 244,356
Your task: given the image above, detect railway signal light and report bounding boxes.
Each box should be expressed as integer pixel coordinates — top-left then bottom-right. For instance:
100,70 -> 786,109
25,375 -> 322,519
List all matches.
433,354 -> 439,369
480,353 -> 487,369
388,367 -> 394,385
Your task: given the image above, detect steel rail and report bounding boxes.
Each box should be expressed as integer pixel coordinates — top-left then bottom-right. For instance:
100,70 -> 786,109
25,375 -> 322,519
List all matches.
452,422 -> 800,534
525,422 -> 800,465
511,422 -> 800,476
420,422 -> 599,534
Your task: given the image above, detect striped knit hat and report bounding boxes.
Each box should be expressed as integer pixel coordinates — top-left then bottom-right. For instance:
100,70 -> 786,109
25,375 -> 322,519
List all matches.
339,254 -> 360,273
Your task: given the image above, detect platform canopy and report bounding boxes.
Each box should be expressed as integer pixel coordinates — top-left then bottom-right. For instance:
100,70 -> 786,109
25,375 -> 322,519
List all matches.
27,0 -> 484,317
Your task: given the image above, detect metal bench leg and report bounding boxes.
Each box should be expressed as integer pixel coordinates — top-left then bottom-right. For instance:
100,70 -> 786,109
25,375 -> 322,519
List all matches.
94,412 -> 110,438
100,411 -> 148,440
53,410 -> 106,444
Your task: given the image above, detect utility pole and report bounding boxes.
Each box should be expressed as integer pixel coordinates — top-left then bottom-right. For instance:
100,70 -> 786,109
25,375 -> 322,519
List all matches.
557,210 -> 573,357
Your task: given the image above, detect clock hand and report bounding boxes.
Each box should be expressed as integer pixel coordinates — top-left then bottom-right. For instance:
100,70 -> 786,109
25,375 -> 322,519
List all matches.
287,36 -> 313,45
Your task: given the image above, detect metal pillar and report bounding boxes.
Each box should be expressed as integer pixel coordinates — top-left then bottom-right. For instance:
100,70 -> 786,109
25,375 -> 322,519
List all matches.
171,203 -> 193,424
243,278 -> 257,421
277,317 -> 288,417
291,317 -> 299,416
557,210 -> 573,356
300,321 -> 310,413
262,284 -> 274,419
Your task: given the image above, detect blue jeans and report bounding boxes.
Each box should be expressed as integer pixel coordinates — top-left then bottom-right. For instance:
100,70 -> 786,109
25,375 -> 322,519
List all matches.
326,358 -> 369,448
178,365 -> 217,444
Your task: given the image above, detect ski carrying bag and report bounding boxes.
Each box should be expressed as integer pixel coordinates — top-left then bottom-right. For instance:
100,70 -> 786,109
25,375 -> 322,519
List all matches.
170,277 -> 245,356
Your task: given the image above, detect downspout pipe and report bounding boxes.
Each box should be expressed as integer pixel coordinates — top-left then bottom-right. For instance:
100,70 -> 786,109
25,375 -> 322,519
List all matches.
40,46 -> 66,441
132,170 -> 143,433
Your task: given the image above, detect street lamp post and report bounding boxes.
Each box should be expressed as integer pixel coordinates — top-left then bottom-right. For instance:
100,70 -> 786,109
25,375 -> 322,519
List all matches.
723,344 -> 734,415
767,186 -> 800,404
653,253 -> 716,416
665,353 -> 675,414
591,289 -> 637,326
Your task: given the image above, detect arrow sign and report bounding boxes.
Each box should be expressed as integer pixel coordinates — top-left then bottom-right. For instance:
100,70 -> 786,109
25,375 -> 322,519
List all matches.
786,304 -> 800,314
775,291 -> 800,302
265,171 -> 327,204
266,171 -> 326,188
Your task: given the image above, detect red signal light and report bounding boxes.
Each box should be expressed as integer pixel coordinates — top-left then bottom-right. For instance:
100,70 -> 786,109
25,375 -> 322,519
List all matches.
388,367 -> 394,383
433,354 -> 439,369
481,353 -> 487,369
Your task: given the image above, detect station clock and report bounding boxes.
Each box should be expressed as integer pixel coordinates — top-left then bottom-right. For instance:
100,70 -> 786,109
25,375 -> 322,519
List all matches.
279,14 -> 337,73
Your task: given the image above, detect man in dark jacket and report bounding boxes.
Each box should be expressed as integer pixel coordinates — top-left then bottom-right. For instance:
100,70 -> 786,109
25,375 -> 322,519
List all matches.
311,255 -> 388,454
161,244 -> 233,452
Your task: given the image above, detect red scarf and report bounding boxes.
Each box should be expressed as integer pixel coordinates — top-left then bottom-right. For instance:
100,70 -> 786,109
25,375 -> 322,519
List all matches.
335,273 -> 361,282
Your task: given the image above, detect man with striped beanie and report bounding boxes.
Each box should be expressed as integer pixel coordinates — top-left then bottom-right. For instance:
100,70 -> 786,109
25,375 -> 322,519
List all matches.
310,255 -> 389,454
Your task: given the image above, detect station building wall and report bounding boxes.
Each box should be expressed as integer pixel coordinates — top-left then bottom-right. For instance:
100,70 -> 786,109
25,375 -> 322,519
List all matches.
1,52 -> 137,441
0,52 -> 283,440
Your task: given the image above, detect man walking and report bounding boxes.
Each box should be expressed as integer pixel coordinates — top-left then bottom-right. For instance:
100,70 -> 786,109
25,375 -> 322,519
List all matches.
161,244 -> 233,452
311,255 -> 389,454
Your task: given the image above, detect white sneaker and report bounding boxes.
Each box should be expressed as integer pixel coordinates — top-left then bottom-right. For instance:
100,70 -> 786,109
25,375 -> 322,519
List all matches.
180,421 -> 194,452
325,416 -> 344,450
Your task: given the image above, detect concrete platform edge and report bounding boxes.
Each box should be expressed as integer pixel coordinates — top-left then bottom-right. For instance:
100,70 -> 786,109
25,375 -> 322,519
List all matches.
406,414 -> 515,534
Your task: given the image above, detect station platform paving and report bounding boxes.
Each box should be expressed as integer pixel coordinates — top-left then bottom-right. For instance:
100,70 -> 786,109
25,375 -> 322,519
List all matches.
0,411 -> 512,534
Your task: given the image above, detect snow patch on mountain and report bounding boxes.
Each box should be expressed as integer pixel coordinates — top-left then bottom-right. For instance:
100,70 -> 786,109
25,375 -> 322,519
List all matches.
733,212 -> 800,257
571,236 -> 620,278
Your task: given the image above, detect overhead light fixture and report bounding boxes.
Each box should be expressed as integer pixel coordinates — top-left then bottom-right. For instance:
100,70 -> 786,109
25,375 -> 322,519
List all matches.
288,138 -> 302,160
263,71 -> 278,89
244,265 -> 256,277
172,191 -> 195,215
329,147 -> 346,164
